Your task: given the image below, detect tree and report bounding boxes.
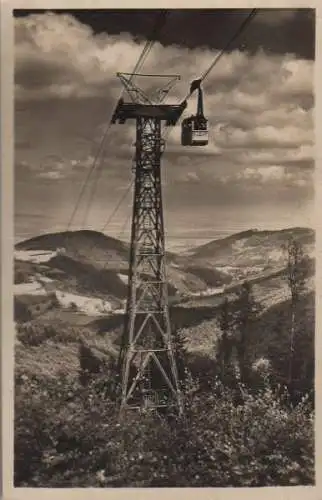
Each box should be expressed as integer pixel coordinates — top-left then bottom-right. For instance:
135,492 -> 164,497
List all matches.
172,328 -> 187,384
232,282 -> 261,385
282,237 -> 309,385
79,342 -> 104,386
216,297 -> 235,383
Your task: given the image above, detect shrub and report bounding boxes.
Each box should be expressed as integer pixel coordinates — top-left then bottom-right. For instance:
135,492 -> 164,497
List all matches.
15,270 -> 28,284
14,371 -> 314,487
15,322 -> 90,347
69,301 -> 78,312
14,298 -> 32,323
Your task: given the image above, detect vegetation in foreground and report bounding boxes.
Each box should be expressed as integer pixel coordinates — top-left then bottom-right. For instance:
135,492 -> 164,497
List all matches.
15,369 -> 314,487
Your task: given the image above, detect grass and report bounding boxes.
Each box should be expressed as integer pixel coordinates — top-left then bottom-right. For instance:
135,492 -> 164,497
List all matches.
15,342 -> 80,380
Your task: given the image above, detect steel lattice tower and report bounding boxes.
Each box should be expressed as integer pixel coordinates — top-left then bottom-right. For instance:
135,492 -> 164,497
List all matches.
111,73 -> 187,415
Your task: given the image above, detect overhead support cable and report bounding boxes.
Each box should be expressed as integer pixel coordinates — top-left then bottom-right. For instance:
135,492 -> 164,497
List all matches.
185,8 -> 257,101
101,179 -> 134,234
200,9 -> 257,84
67,10 -> 169,231
162,8 -> 257,148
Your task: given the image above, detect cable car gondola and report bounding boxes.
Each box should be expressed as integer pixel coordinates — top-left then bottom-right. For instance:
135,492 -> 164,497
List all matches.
181,79 -> 208,147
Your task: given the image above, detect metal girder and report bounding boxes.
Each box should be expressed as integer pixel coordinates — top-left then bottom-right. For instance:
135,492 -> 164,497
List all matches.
116,72 -> 181,106
117,114 -> 183,415
112,73 -> 184,416
111,100 -> 187,125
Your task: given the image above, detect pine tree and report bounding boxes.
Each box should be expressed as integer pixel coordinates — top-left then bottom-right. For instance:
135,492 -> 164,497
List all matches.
217,297 -> 234,382
172,328 -> 187,384
282,237 -> 309,385
232,281 -> 261,386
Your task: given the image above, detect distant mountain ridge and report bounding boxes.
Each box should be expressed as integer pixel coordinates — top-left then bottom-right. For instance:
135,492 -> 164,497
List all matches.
181,227 -> 314,273
16,226 -> 314,258
15,229 -> 127,251
190,227 -> 314,258
14,226 -> 315,308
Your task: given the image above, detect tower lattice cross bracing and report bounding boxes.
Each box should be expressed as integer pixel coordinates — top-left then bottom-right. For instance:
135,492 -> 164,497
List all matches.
111,73 -> 186,415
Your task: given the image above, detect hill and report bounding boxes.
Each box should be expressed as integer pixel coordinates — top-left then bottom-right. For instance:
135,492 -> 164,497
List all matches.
14,227 -> 315,319
180,227 -> 315,281
190,227 -> 314,260
14,230 -> 231,305
15,230 -> 130,270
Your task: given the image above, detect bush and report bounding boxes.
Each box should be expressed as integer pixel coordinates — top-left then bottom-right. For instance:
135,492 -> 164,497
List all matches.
14,298 -> 32,323
69,301 -> 78,312
15,270 -> 28,284
15,322 -> 91,347
14,372 -> 314,487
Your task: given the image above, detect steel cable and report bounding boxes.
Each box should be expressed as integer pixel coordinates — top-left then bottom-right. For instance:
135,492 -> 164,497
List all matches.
67,10 -> 169,231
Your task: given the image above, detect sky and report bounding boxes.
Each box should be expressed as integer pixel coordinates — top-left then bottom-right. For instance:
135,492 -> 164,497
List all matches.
14,8 -> 315,251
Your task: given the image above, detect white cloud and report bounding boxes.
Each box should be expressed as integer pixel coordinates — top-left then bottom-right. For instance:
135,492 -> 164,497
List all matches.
229,164 -> 313,191
237,144 -> 314,166
180,171 -> 200,183
15,13 -> 143,101
71,154 -> 96,170
214,123 -> 312,149
241,165 -> 286,182
15,12 -> 314,206
39,170 -> 64,180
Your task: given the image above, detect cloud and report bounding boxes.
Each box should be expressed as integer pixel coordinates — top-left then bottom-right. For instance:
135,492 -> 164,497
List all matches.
241,165 -> 287,182
39,170 -> 65,180
237,165 -> 312,186
15,12 -> 146,101
15,154 -> 70,180
219,164 -> 314,202
16,159 -> 34,171
71,155 -> 96,171
15,13 -> 313,106
36,154 -> 67,179
214,123 -> 312,150
175,171 -> 201,184
236,144 -> 314,167
14,12 -> 314,218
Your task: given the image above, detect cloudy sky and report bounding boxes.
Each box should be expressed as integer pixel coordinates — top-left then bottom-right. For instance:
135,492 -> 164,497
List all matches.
14,9 -> 315,250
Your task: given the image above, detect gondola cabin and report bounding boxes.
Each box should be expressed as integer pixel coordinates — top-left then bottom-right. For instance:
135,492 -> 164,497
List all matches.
181,78 -> 208,147
181,116 -> 208,146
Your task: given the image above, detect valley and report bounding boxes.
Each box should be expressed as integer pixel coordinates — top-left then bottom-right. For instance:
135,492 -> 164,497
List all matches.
14,226 -> 315,387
